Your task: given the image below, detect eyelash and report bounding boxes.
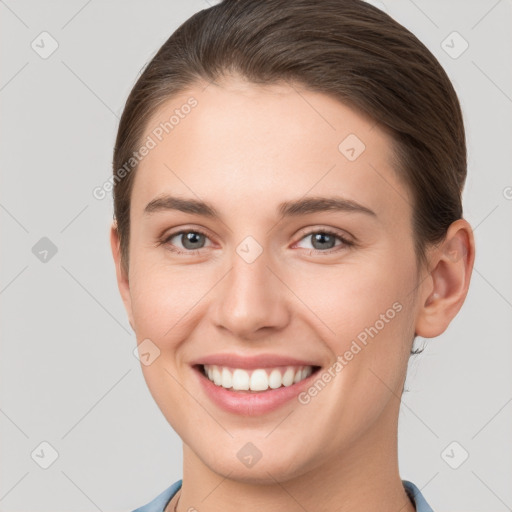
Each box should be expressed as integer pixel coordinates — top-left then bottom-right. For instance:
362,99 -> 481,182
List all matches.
158,228 -> 354,256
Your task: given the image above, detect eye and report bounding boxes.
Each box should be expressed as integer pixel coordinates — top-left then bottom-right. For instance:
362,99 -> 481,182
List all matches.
162,229 -> 212,254
295,229 -> 353,253
159,227 -> 353,256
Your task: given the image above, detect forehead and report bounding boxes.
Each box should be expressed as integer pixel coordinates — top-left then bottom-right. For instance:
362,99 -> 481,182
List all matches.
131,78 -> 412,224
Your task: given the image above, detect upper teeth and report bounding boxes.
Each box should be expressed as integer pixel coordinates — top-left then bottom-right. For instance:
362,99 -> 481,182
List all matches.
204,365 -> 313,391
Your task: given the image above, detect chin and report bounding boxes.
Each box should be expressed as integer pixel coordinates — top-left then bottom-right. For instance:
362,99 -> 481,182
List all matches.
197,443 -> 313,485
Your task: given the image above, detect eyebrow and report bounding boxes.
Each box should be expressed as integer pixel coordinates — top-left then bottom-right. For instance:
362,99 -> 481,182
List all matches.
143,195 -> 376,218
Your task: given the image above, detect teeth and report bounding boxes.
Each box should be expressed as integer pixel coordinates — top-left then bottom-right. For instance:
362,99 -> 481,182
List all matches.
212,366 -> 222,386
282,367 -> 295,387
221,367 -> 232,389
232,369 -> 250,390
268,369 -> 282,389
203,365 -> 314,392
250,369 -> 268,391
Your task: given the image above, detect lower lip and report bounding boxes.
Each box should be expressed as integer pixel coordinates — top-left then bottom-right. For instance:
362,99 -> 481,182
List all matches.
194,365 -> 320,416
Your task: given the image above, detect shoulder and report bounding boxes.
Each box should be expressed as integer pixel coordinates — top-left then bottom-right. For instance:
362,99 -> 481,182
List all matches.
130,480 -> 182,512
130,479 -> 431,512
402,479 -> 435,512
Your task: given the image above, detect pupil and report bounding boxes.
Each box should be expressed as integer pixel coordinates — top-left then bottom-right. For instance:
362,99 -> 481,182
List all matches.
183,232 -> 204,250
313,233 -> 335,250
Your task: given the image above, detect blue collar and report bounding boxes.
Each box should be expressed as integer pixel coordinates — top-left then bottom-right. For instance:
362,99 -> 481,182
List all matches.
132,478 -> 434,512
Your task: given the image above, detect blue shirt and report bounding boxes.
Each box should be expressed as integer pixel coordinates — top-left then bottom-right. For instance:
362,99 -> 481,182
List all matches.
131,479 -> 434,511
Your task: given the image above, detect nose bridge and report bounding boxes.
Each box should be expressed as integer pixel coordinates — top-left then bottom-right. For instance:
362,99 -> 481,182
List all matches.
213,235 -> 289,337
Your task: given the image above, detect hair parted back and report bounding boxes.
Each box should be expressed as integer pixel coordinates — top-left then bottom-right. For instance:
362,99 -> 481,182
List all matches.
112,0 -> 466,275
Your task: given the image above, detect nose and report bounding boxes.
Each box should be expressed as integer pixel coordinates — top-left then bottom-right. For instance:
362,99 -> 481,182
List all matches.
211,244 -> 291,340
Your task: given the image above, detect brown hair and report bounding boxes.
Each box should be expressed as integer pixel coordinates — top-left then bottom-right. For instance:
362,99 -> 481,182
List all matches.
112,0 -> 466,277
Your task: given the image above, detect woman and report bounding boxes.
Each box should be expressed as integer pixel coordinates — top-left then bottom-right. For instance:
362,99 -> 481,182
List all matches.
110,1 -> 475,510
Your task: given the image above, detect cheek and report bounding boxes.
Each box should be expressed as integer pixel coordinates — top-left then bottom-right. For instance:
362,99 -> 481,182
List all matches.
128,257 -> 215,347
129,272 -> 176,337
288,254 -> 418,429
289,254 -> 416,351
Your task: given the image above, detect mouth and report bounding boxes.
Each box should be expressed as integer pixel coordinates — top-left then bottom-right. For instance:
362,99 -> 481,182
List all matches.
196,364 -> 321,392
192,362 -> 322,416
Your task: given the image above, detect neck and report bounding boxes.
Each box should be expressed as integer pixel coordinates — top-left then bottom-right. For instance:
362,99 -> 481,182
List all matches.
173,400 -> 415,512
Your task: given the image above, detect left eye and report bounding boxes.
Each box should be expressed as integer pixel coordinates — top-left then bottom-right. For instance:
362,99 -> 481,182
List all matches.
296,230 -> 351,251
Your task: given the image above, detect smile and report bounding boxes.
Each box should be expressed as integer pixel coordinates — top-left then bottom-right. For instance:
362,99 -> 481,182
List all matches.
202,364 -> 314,392
192,356 -> 322,416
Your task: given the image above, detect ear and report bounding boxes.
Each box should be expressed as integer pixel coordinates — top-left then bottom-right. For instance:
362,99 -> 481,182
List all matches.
415,219 -> 475,338
110,221 -> 135,331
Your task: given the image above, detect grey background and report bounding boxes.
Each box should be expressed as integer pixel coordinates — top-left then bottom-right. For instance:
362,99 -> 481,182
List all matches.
0,0 -> 511,511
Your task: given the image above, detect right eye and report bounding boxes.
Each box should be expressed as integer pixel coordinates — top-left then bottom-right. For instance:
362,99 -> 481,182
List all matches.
162,229 -> 213,254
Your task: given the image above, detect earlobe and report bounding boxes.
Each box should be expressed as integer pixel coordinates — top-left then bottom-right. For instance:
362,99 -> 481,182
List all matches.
415,219 -> 475,338
110,221 -> 135,331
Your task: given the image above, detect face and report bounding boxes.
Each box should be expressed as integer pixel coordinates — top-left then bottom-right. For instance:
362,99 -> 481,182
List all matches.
112,76 -> 425,483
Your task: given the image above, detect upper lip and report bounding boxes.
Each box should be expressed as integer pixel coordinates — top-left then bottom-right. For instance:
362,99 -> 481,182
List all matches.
190,353 -> 321,370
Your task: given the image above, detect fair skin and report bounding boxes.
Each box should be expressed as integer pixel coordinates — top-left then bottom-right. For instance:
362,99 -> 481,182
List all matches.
111,76 -> 474,512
